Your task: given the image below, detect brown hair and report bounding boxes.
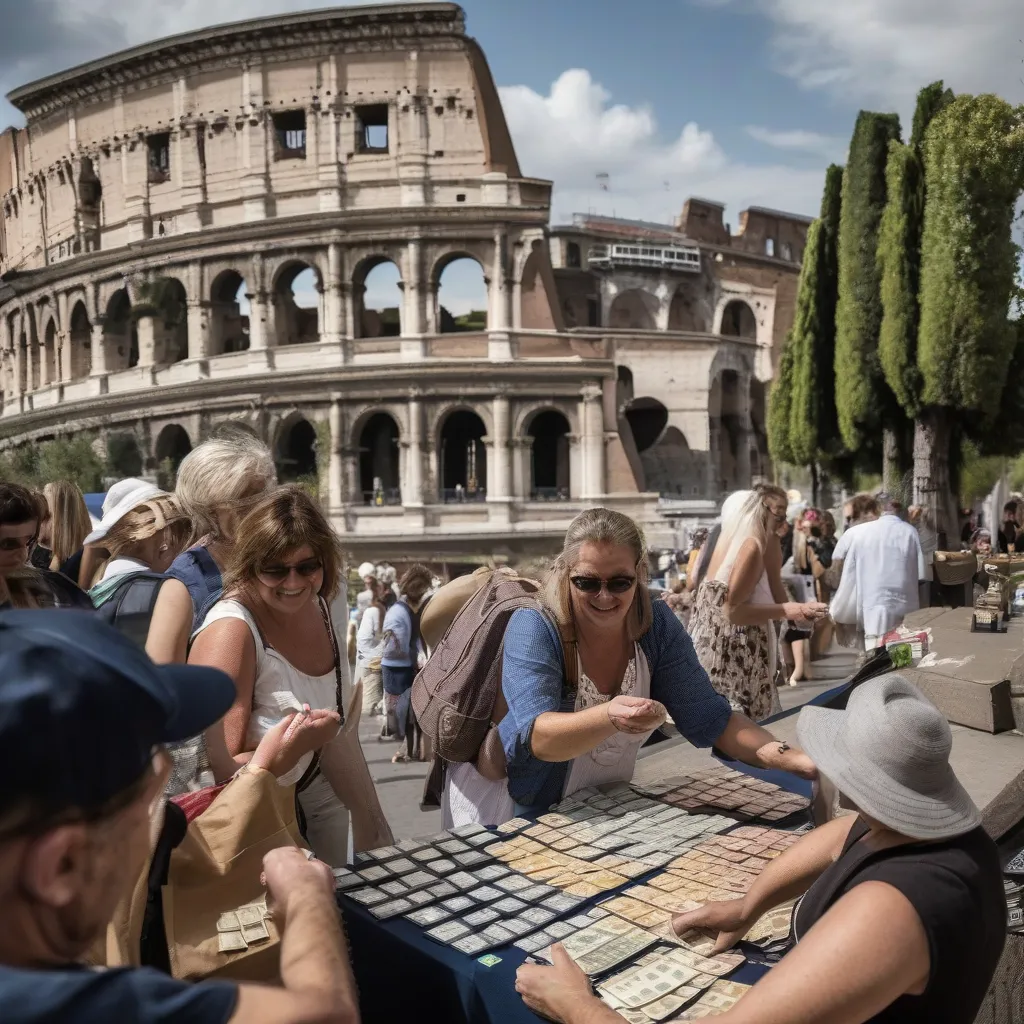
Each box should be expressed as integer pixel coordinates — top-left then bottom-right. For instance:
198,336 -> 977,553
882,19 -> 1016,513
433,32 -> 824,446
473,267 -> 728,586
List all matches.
43,480 -> 92,569
399,564 -> 433,601
849,493 -> 881,522
0,483 -> 40,532
543,507 -> 652,642
223,486 -> 342,601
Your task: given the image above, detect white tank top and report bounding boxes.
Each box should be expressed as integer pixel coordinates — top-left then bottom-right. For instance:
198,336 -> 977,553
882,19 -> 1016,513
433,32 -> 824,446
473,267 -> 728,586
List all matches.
195,598 -> 340,787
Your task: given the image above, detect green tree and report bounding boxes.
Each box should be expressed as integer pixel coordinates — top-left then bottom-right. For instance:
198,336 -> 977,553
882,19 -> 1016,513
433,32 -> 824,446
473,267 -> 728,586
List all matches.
0,436 -> 105,492
834,111 -> 904,464
767,330 -> 796,466
915,94 -> 1024,541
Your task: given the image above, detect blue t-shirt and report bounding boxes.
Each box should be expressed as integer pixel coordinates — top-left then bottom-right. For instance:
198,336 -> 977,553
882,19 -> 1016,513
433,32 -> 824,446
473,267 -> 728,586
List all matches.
0,963 -> 237,1023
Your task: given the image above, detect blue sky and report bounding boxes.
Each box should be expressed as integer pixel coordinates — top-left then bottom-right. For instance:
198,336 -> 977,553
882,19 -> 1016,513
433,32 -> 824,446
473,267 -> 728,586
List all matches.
2,0 -> 1022,311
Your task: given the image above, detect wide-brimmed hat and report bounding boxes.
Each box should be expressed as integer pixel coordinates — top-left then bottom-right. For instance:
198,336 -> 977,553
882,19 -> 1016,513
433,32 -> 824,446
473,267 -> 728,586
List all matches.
84,480 -> 163,545
797,674 -> 981,840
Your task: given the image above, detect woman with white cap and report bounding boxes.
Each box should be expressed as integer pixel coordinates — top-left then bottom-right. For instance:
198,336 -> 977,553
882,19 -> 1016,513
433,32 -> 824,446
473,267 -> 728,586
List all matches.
517,674 -> 1005,1024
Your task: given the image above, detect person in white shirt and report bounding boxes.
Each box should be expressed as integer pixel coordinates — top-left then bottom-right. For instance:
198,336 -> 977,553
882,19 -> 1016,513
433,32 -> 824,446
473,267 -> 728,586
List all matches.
829,493 -> 926,650
356,578 -> 390,717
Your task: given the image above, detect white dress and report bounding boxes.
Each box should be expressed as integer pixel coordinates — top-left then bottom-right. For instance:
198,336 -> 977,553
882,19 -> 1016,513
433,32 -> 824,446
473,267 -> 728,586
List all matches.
196,599 -> 350,867
442,644 -> 657,827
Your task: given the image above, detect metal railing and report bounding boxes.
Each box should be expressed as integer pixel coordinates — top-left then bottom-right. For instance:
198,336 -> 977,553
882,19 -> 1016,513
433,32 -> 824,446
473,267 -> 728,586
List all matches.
362,489 -> 402,507
530,487 -> 570,501
441,488 -> 487,504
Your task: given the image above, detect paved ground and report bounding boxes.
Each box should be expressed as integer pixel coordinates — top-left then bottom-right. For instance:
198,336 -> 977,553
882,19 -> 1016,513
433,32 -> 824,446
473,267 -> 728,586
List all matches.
358,646 -> 862,842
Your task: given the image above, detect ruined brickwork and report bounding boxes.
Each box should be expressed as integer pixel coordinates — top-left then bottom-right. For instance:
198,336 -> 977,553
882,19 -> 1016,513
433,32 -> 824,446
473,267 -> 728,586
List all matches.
0,3 -> 807,560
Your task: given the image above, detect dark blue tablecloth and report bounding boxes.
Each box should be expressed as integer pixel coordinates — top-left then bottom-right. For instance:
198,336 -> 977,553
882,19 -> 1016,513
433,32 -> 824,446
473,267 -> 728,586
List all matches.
342,673 -> 857,1024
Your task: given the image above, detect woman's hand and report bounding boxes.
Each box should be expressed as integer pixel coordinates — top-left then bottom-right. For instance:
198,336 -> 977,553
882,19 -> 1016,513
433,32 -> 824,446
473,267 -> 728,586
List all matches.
606,695 -> 667,734
783,601 -> 827,621
671,899 -> 754,954
249,706 -> 342,778
515,944 -> 602,1024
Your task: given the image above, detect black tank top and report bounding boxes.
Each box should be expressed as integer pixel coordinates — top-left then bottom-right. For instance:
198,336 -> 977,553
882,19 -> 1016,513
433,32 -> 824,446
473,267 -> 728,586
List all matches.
793,817 -> 1005,1023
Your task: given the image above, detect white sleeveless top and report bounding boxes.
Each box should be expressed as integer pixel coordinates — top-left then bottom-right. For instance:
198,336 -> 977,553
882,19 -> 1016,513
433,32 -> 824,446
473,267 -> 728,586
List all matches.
196,599 -> 340,788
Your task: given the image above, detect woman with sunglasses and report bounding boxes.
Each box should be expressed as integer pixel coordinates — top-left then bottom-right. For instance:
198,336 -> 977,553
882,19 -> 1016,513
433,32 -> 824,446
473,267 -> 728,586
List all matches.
489,507 -> 816,824
690,484 -> 827,721
187,486 -> 390,865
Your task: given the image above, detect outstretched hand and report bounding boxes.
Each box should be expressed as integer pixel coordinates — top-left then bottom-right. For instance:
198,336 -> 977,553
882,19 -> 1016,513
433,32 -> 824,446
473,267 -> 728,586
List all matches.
250,705 -> 342,778
606,695 -> 668,734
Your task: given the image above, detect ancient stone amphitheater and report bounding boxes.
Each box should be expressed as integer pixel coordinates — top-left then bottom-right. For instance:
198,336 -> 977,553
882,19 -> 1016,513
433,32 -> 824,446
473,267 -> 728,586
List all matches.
0,2 -> 807,565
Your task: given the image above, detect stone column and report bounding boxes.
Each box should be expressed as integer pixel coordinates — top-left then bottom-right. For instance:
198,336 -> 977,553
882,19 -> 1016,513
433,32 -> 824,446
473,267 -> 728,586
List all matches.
487,393 -> 513,525
136,315 -> 157,368
567,433 -> 582,500
90,322 -> 108,376
328,399 -> 344,512
323,242 -> 346,353
247,254 -> 271,353
123,125 -> 151,243
402,395 -> 425,508
185,263 -> 208,360
240,64 -> 270,222
581,383 -> 605,501
488,231 -> 513,361
56,292 -> 70,382
8,311 -> 22,399
401,240 -> 426,360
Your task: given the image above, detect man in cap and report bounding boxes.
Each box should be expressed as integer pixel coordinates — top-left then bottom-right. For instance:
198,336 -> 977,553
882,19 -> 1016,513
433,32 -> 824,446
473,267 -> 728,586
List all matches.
0,610 -> 359,1024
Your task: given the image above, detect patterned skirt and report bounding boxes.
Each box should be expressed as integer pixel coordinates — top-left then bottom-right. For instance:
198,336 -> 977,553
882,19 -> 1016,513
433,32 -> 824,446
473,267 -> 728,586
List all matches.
689,579 -> 777,722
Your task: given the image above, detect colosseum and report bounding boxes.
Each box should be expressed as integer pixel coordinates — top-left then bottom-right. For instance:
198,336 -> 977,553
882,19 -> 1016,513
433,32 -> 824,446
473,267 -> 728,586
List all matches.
0,2 -> 808,567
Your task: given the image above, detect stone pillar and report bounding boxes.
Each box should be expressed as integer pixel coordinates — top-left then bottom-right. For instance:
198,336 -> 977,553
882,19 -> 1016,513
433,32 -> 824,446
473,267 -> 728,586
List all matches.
123,125 -> 151,243
136,315 -> 157,368
343,282 -> 357,347
568,433 -> 582,500
343,448 -> 360,506
488,231 -> 513,361
57,292 -> 70,382
90,323 -> 108,376
487,393 -> 513,525
401,240 -> 426,360
186,263 -> 208,360
240,65 -> 270,222
10,311 -> 23,399
511,437 -> 531,499
402,395 -> 425,508
324,242 -> 346,353
581,384 -> 605,501
247,254 -> 270,352
328,399 -> 344,512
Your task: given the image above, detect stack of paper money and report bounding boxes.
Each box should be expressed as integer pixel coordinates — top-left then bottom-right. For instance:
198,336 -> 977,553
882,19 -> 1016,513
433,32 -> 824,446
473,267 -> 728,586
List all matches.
670,978 -> 751,1018
532,915 -> 662,976
216,895 -> 272,953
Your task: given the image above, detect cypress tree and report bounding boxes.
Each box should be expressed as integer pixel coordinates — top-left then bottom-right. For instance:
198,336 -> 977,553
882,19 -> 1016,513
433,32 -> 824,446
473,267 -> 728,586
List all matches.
834,111 -> 903,452
767,329 -> 797,467
813,164 -> 843,459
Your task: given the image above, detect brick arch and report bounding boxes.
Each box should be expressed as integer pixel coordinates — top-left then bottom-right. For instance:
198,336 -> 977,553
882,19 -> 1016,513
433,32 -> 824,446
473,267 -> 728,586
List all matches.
514,400 -> 579,438
349,403 -> 407,448
428,400 -> 493,444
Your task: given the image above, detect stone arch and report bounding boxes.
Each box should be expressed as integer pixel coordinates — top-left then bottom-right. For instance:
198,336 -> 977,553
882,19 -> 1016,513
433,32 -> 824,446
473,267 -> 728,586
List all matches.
274,413 -> 318,483
616,365 -> 635,413
434,253 -> 487,334
640,426 -> 705,497
103,289 -> 138,372
152,277 -> 189,363
720,299 -> 757,340
668,287 -> 706,332
609,289 -> 657,330
526,408 -> 571,499
354,256 -> 403,339
209,269 -> 250,355
272,260 -> 322,346
106,431 -> 144,478
42,314 -> 58,386
155,424 -> 192,488
68,301 -> 92,379
438,407 -> 487,501
358,411 -> 401,505
624,397 -> 669,453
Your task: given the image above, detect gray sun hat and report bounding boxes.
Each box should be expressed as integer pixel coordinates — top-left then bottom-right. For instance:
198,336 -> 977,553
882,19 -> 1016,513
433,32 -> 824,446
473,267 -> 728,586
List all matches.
796,674 -> 981,841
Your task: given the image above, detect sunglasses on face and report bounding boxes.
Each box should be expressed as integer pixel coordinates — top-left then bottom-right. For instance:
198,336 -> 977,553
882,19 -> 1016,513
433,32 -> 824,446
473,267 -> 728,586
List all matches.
763,502 -> 787,521
257,558 -> 324,584
0,535 -> 36,553
570,574 -> 637,595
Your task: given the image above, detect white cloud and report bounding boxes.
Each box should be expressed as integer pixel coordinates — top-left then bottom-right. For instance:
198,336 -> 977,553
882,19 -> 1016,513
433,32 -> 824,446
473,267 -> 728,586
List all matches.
500,69 -> 825,226
744,126 -> 846,162
712,0 -> 1024,111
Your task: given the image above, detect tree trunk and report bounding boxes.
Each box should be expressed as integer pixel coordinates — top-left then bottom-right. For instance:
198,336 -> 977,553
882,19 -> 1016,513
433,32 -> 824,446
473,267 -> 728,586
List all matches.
811,463 -> 820,507
882,427 -> 901,496
913,408 -> 957,550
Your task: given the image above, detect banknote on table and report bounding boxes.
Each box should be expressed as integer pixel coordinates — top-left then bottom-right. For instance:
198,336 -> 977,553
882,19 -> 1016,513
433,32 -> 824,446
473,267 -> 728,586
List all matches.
405,905 -> 452,927
575,927 -> 659,976
673,979 -> 751,1018
656,922 -> 719,956
369,898 -> 414,921
665,945 -> 744,978
425,920 -> 471,944
496,817 -> 532,835
451,933 -> 490,957
601,957 -> 702,1007
744,902 -> 794,945
241,919 -> 271,944
217,930 -> 248,953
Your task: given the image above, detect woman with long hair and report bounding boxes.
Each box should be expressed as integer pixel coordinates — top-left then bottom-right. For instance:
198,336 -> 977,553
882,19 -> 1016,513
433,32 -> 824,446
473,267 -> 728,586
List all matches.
187,486 -> 390,865
145,431 -> 276,664
689,484 -> 827,721
32,480 -> 92,575
459,507 -> 816,827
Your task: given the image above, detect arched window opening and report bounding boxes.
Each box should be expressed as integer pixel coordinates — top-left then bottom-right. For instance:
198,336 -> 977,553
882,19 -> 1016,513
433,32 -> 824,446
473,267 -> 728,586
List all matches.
765,238 -> 776,257
210,271 -> 250,354
710,370 -> 744,494
609,290 -> 656,330
155,424 -> 192,490
565,242 -> 582,269
668,288 -> 706,332
274,264 -> 320,346
528,411 -> 571,500
358,261 -> 402,338
437,257 -> 487,333
43,319 -> 57,385
107,432 -> 143,478
276,418 -> 318,485
439,410 -> 487,502
104,289 -> 138,372
624,397 -> 669,453
153,278 -> 188,363
69,302 -> 91,379
358,413 -> 401,505
720,300 -> 757,340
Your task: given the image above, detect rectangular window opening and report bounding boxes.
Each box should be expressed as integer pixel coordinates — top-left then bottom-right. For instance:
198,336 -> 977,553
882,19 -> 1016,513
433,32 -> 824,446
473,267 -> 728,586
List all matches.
273,110 -> 307,159
356,104 -> 389,153
147,133 -> 170,183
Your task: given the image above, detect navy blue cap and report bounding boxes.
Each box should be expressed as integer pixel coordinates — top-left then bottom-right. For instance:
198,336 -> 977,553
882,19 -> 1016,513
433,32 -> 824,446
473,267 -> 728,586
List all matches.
0,609 -> 235,820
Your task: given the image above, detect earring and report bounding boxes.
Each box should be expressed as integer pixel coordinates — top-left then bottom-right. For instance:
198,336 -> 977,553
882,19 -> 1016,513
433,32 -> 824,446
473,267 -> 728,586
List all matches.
158,544 -> 169,554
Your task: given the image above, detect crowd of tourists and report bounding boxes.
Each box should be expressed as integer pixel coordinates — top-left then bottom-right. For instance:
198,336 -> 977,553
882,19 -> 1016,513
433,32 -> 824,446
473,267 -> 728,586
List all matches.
0,450 -> 1007,1023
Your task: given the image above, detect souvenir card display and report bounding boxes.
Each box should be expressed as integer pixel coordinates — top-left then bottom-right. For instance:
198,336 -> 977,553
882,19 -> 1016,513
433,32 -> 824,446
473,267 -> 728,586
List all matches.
636,768 -> 809,823
672,979 -> 752,1018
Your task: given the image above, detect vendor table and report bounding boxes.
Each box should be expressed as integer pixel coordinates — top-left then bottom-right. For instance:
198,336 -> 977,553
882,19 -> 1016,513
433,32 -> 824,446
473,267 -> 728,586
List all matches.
341,759 -> 818,1024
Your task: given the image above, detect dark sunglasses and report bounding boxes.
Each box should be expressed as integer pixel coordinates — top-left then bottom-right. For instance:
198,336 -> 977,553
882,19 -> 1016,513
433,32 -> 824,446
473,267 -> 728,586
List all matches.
0,535 -> 36,552
570,575 -> 636,595
257,558 -> 323,584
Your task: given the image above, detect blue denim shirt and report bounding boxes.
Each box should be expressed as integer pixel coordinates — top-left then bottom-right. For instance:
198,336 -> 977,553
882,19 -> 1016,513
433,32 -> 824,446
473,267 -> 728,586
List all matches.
498,600 -> 732,809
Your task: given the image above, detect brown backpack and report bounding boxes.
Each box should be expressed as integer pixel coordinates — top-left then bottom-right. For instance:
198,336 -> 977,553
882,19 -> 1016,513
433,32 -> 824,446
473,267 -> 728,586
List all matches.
411,567 -> 576,775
